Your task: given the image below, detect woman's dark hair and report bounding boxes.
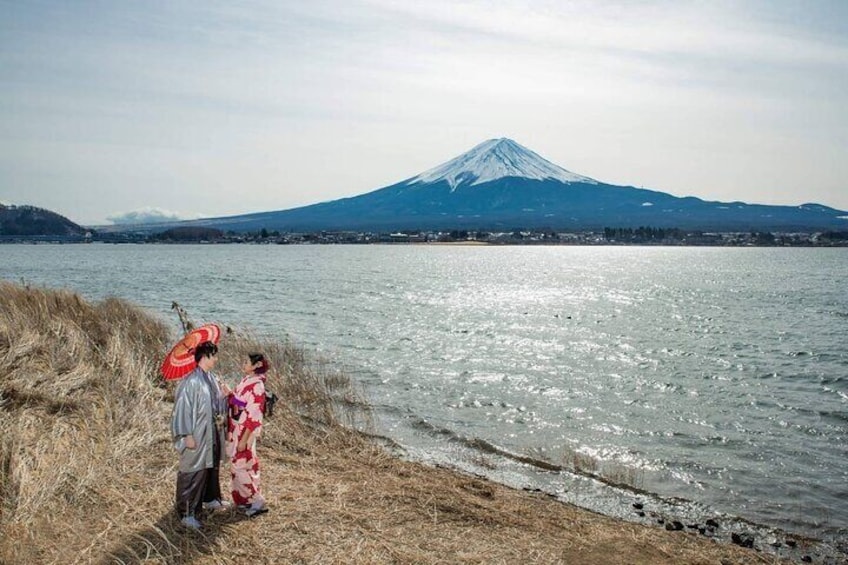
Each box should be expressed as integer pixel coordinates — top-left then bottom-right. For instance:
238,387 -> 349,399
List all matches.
194,341 -> 219,363
249,353 -> 268,374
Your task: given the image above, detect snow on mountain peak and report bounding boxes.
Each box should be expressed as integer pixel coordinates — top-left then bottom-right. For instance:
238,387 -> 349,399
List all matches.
406,138 -> 597,189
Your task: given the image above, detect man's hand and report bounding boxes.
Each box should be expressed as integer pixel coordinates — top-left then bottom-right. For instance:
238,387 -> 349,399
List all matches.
185,435 -> 197,449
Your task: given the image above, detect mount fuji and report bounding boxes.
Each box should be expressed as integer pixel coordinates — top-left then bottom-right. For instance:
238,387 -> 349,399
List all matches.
406,138 -> 597,189
167,138 -> 847,232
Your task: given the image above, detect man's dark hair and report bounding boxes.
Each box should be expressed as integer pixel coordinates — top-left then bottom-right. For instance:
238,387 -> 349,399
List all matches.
194,341 -> 218,363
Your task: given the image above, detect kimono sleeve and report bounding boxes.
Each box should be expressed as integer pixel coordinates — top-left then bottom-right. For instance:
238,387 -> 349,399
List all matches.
243,380 -> 266,433
171,379 -> 196,438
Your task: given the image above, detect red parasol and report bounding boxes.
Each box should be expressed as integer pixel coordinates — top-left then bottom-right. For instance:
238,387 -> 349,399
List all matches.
161,324 -> 221,380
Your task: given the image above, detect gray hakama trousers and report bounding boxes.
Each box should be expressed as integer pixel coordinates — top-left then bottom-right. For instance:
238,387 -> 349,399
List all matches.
175,431 -> 222,518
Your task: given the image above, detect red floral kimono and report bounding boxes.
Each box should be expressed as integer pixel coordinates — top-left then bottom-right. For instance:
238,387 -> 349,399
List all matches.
227,373 -> 266,507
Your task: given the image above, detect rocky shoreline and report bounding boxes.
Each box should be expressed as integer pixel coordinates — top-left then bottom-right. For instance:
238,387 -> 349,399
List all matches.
377,430 -> 847,565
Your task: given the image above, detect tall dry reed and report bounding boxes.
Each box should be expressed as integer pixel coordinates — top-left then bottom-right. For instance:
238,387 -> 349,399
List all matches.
0,282 -> 365,564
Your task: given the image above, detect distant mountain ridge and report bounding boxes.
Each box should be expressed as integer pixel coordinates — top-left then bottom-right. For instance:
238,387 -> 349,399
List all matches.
0,203 -> 86,236
116,139 -> 848,233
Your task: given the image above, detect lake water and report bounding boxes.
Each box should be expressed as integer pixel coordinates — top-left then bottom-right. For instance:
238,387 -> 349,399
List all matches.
2,244 -> 846,547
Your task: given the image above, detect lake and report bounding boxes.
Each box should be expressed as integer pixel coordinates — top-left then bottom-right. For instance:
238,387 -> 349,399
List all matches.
2,243 -> 846,545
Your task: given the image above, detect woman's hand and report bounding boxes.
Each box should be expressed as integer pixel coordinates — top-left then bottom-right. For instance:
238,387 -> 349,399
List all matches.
185,435 -> 197,449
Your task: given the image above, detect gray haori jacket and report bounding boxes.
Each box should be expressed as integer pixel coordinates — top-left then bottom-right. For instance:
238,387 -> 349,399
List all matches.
171,367 -> 227,473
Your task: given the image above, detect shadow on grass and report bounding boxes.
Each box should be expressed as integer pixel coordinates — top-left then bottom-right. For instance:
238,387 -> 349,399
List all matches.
101,507 -> 250,564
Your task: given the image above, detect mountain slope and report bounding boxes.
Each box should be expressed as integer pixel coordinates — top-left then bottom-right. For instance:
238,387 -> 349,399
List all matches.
0,203 -> 87,236
139,139 -> 848,232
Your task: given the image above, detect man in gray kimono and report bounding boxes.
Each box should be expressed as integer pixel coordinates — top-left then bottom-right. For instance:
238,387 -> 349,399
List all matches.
171,341 -> 230,529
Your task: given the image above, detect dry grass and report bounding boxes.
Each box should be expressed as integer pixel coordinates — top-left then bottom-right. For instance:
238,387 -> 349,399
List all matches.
0,281 -> 780,564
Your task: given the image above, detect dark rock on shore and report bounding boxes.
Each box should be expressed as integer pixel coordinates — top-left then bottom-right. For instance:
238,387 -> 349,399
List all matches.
731,532 -> 755,548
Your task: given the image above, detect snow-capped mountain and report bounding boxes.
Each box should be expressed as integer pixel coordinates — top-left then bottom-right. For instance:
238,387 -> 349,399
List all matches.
131,138 -> 848,233
405,138 -> 597,189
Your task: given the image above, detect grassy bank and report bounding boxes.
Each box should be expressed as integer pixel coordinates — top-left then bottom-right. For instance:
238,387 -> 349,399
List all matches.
0,281 -> 778,564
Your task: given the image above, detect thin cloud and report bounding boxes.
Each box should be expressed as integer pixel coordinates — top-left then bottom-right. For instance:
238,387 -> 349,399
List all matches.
107,207 -> 201,225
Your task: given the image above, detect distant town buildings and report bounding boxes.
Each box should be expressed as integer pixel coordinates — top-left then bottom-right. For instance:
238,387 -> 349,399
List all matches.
81,228 -> 848,246
3,227 -> 847,247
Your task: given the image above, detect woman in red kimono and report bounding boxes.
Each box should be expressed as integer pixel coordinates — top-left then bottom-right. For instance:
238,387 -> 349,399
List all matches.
227,353 -> 269,516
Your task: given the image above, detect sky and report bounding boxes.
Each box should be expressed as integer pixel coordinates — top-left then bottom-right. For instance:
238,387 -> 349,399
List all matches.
1,0 -> 847,226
